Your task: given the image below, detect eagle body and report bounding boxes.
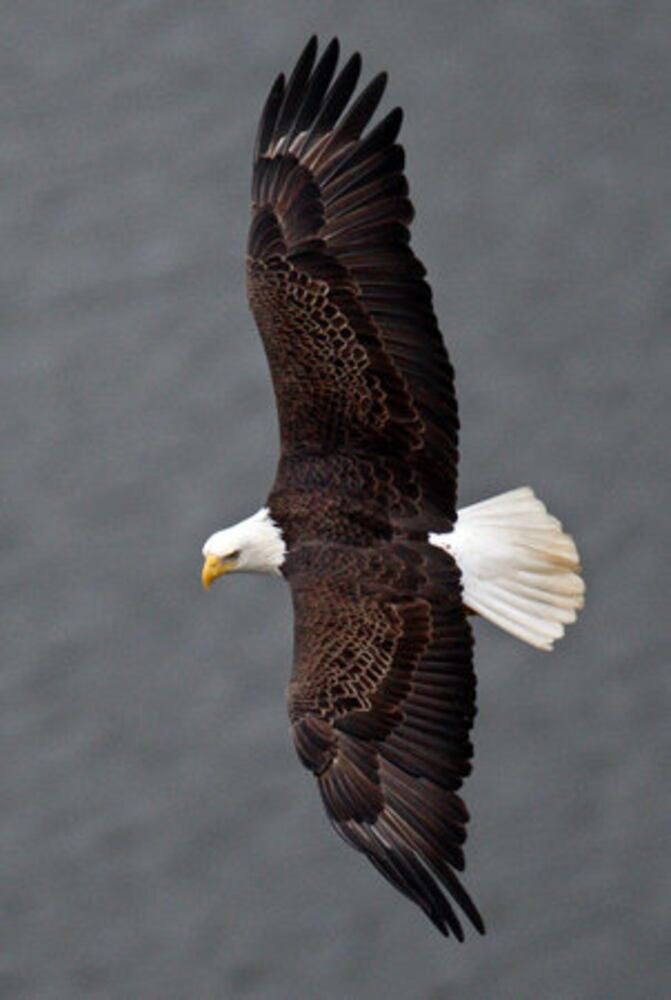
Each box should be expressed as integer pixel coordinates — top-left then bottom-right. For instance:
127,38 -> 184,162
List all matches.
201,38 -> 584,939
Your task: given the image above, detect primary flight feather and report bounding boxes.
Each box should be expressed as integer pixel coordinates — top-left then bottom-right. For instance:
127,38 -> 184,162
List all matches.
201,37 -> 584,939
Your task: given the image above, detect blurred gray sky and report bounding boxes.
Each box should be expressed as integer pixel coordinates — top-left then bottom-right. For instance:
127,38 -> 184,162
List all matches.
2,2 -> 670,998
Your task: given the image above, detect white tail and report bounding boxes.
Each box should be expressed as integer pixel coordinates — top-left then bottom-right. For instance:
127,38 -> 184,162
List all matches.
430,487 -> 585,650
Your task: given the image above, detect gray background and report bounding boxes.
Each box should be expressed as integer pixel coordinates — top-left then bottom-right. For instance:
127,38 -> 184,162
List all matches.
2,2 -> 669,998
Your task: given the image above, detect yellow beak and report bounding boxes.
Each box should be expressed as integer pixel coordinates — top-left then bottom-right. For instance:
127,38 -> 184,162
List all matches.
201,553 -> 236,591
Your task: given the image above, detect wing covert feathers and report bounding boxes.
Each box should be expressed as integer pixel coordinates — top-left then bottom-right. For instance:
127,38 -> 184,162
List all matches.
248,37 -> 460,528
286,541 -> 483,939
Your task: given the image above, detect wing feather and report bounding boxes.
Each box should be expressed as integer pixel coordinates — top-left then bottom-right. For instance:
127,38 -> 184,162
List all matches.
253,73 -> 285,165
285,541 -> 483,939
248,39 -> 460,530
298,53 -> 362,155
246,39 -> 482,938
273,36 -> 319,144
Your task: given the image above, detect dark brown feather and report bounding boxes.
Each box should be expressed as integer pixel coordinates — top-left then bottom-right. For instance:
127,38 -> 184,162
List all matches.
246,39 -> 482,939
248,39 -> 461,537
285,541 -> 483,939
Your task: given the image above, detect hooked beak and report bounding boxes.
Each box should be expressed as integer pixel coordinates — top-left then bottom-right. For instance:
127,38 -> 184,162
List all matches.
201,553 -> 236,591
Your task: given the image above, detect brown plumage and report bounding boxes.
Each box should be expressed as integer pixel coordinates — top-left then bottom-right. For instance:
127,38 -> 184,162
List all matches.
247,37 -> 483,938
203,34 -> 583,936
248,36 -> 459,542
287,542 -> 482,939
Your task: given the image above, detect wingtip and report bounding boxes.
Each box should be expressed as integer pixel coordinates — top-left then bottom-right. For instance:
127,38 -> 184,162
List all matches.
471,909 -> 486,936
371,70 -> 389,97
347,50 -> 363,77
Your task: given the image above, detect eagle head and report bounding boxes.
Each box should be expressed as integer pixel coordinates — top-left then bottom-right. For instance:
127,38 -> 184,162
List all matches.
201,508 -> 286,589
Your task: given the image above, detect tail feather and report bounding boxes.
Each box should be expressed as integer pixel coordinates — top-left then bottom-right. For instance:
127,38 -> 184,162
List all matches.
430,488 -> 585,651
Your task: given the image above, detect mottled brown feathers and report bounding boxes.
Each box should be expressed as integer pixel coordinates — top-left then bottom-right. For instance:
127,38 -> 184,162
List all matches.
247,35 -> 460,536
247,38 -> 481,938
286,542 -> 482,938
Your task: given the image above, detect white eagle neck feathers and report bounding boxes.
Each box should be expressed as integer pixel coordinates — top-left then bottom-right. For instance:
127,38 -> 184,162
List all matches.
202,508 -> 286,579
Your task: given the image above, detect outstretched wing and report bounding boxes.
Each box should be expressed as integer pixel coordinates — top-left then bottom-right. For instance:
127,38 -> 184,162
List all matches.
285,540 -> 483,939
247,37 -> 460,524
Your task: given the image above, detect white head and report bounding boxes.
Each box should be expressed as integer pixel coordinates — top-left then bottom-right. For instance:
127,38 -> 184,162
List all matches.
201,508 -> 286,589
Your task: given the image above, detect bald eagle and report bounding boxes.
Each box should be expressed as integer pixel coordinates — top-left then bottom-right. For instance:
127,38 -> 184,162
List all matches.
201,37 -> 584,939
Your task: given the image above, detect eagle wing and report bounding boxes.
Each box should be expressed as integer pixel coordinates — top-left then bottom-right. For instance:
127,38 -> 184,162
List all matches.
286,540 -> 483,939
247,37 -> 460,524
